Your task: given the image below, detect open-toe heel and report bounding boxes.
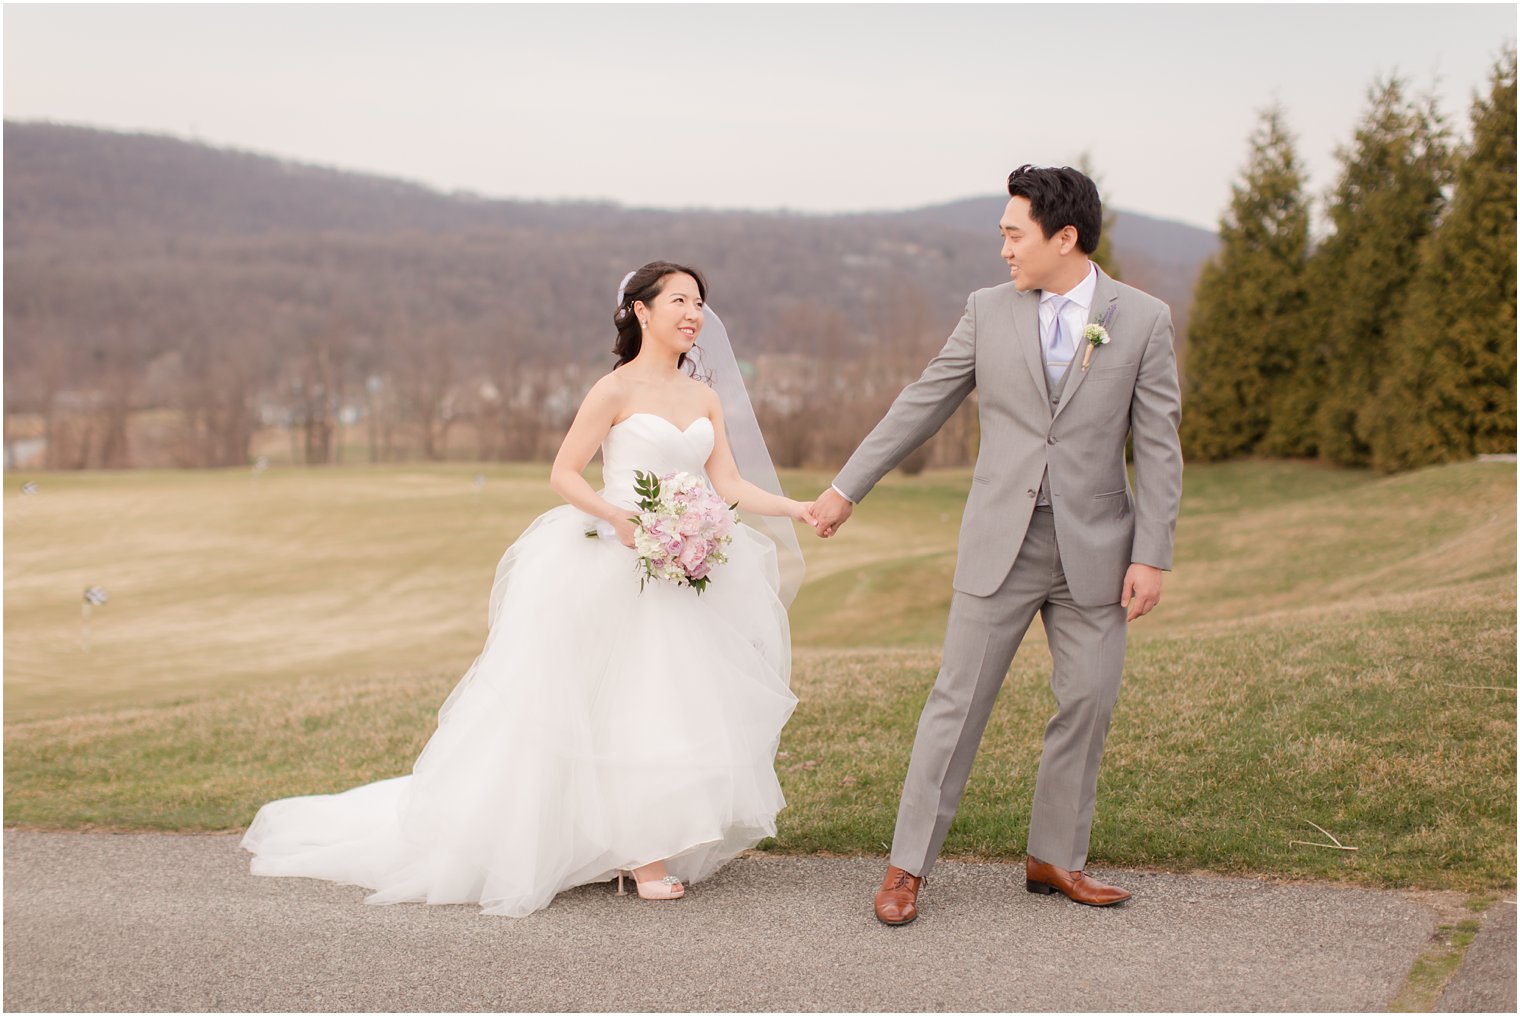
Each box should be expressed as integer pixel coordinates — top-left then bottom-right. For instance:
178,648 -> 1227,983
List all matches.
617,868 -> 685,900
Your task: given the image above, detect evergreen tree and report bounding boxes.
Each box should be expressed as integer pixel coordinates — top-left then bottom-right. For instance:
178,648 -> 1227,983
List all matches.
1181,107 -> 1310,460
1077,152 -> 1122,281
1307,77 -> 1452,467
1365,48 -> 1517,472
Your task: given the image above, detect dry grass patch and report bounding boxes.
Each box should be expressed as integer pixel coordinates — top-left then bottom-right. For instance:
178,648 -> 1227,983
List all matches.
5,460 -> 1514,891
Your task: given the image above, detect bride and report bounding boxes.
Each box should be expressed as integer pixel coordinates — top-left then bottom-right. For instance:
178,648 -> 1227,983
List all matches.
242,261 -> 815,917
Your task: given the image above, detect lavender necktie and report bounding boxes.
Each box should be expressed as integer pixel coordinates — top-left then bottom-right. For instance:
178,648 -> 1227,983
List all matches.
1045,296 -> 1073,390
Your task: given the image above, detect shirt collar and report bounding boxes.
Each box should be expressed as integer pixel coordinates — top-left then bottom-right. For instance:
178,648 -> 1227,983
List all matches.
1039,261 -> 1098,312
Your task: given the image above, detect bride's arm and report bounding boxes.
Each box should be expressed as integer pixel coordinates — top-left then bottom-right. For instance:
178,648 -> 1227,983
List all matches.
704,396 -> 816,525
549,376 -> 638,545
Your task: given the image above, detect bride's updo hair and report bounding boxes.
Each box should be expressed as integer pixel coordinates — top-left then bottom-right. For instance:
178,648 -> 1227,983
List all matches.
613,260 -> 708,372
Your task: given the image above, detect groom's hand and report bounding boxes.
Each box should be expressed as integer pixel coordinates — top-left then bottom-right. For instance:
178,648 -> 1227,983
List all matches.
1121,563 -> 1163,622
811,487 -> 854,538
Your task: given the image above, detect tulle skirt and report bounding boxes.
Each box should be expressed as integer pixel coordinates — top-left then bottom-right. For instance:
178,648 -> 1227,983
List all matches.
242,504 -> 797,917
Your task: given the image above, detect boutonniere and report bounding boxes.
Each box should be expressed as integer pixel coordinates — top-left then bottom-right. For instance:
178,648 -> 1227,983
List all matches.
1081,305 -> 1117,371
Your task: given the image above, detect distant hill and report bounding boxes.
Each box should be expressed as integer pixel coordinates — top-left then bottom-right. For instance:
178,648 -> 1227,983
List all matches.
4,121 -> 1214,330
3,121 -> 1217,469
3,121 -> 634,239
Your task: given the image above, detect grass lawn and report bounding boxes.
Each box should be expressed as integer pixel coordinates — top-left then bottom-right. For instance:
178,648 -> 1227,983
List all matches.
5,459 -> 1514,891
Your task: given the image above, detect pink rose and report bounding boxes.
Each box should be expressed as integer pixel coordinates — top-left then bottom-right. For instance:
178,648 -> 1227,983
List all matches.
677,538 -> 710,574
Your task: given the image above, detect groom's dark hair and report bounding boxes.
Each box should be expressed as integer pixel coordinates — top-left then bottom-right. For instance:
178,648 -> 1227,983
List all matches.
1006,165 -> 1102,255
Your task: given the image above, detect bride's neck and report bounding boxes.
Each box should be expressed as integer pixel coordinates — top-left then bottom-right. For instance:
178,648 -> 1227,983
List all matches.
624,348 -> 682,375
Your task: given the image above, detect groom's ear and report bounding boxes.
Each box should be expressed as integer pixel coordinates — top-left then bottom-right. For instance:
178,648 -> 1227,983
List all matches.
1056,224 -> 1081,255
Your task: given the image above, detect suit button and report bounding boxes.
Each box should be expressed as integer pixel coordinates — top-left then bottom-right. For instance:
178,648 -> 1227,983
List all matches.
1048,435 -> 1058,445
1027,489 -> 1036,498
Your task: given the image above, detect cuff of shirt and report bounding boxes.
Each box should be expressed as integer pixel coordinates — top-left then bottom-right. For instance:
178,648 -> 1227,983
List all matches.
830,484 -> 855,505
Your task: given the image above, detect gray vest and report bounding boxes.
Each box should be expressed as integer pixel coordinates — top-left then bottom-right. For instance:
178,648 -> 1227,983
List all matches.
1035,338 -> 1080,507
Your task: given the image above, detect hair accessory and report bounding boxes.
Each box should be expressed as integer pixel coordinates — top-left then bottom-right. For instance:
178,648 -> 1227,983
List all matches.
616,270 -> 637,308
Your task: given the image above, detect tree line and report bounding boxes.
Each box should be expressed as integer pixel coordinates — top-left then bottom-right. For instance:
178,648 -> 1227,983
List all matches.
2,222 -> 997,473
1182,49 -> 1517,473
10,124 -> 1200,474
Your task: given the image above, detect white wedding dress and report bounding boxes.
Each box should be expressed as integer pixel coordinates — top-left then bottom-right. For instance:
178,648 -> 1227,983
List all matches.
242,413 -> 797,917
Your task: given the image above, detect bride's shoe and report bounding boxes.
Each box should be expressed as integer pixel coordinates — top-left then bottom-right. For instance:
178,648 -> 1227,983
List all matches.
616,867 -> 685,901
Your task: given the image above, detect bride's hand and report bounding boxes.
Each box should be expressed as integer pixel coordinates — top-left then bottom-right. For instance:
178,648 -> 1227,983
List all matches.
790,500 -> 818,528
613,515 -> 638,549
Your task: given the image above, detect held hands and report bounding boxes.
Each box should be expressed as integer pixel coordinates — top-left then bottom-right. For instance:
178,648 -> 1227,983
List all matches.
1121,563 -> 1163,622
789,500 -> 819,529
810,487 -> 853,538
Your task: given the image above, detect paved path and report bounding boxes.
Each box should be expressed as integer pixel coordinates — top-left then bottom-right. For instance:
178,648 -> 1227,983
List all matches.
1439,899 -> 1517,1013
0,830 -> 1479,1011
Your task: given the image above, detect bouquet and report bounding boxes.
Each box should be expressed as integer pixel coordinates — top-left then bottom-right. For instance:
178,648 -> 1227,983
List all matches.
629,470 -> 735,593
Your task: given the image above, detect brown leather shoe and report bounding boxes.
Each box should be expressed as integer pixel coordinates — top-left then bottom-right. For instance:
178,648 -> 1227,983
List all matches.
1025,856 -> 1131,906
874,864 -> 924,925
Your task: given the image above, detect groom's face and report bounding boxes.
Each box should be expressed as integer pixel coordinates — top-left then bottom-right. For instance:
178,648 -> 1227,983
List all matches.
999,196 -> 1064,293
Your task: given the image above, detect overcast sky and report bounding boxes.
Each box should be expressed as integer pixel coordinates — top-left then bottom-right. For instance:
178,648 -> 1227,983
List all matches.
4,3 -> 1514,230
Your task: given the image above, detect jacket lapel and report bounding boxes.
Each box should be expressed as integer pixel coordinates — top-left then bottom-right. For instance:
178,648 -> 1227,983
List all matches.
1051,264 -> 1120,423
1010,287 -> 1049,405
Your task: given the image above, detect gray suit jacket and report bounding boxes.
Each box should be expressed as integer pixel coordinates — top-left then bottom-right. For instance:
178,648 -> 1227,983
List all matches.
832,265 -> 1183,606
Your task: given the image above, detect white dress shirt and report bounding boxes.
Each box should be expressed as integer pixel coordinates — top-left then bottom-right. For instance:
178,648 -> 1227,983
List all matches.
1040,262 -> 1098,391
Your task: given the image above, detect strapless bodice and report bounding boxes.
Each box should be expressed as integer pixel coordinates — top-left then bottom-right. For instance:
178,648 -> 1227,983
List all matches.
600,413 -> 717,508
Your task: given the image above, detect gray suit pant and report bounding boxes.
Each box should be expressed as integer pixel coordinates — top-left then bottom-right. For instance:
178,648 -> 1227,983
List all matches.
889,508 -> 1127,876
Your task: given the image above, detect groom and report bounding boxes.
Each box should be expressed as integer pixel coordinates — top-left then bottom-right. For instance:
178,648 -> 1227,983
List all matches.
811,165 -> 1183,924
